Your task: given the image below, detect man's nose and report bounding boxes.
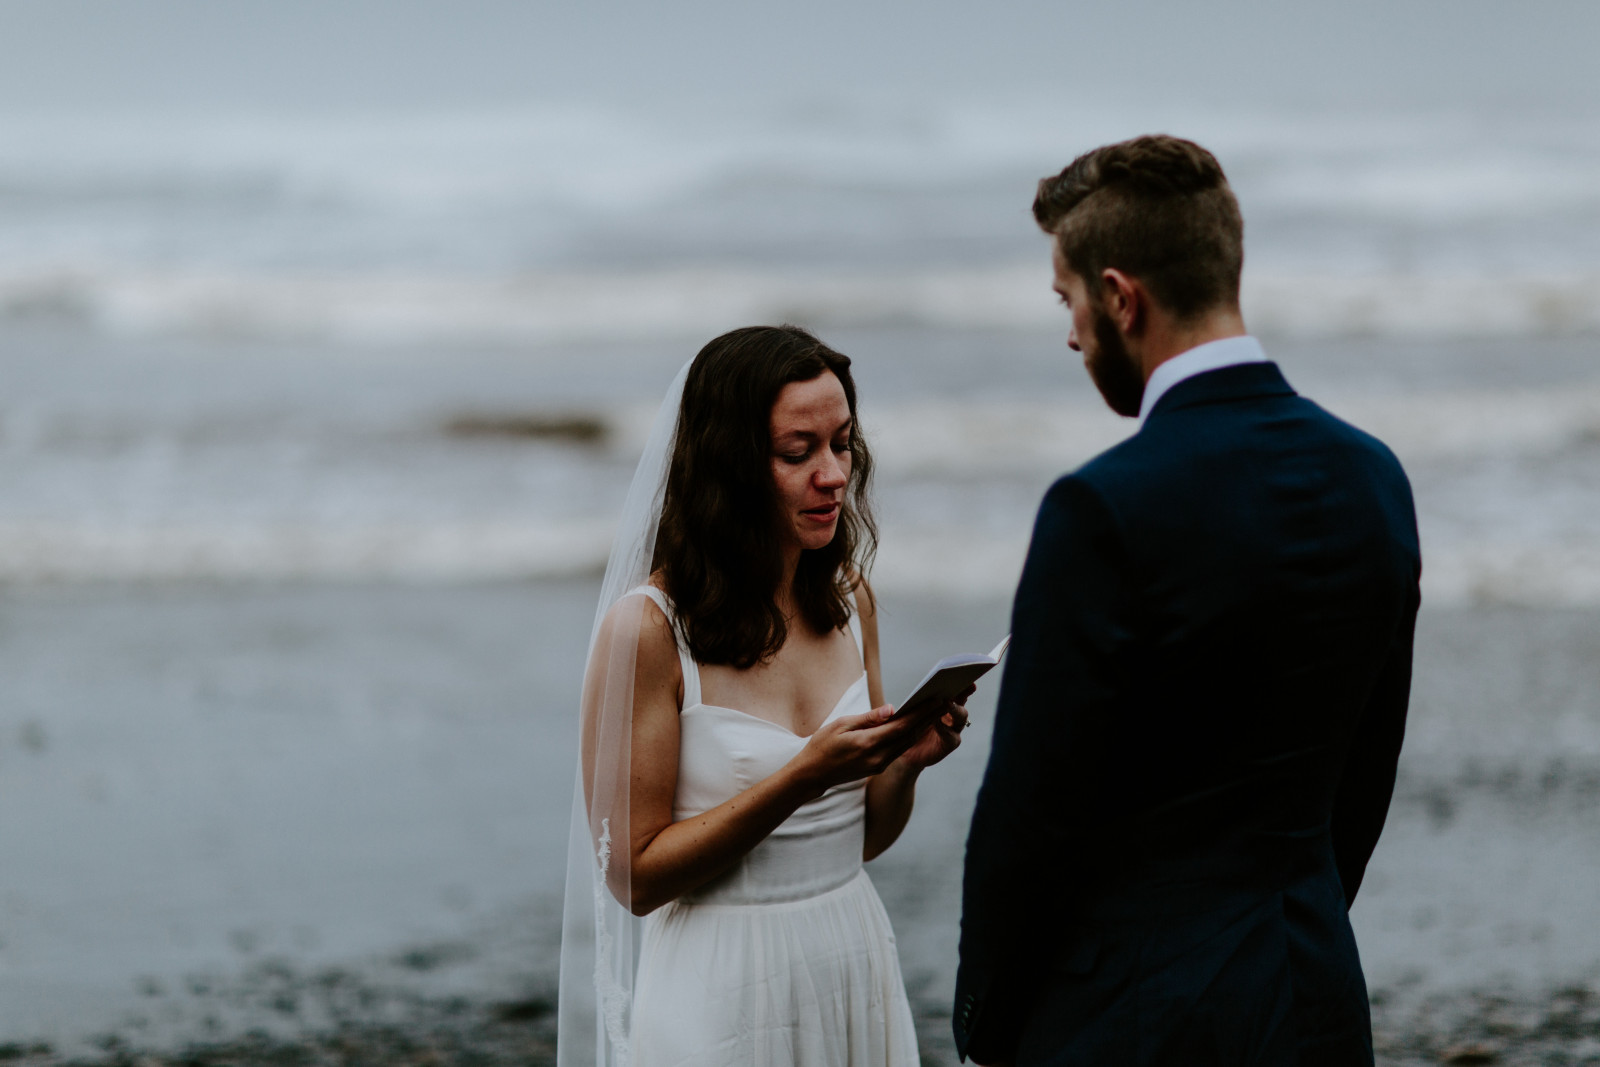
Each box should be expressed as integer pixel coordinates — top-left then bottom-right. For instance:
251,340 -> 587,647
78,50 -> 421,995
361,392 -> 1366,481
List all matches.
1067,325 -> 1081,353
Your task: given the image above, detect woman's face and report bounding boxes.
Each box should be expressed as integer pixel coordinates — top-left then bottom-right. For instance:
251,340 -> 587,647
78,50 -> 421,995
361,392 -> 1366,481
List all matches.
768,370 -> 853,555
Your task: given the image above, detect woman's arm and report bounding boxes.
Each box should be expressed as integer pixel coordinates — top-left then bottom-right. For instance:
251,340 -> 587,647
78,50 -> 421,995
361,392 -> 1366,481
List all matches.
860,579 -> 969,861
599,595 -> 936,916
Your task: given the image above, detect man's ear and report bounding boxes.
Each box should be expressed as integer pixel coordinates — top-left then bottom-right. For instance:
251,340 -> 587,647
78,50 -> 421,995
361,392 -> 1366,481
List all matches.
1099,268 -> 1143,334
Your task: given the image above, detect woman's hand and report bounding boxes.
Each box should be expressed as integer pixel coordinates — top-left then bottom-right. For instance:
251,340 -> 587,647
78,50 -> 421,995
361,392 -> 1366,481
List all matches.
894,684 -> 974,770
791,701 -> 944,796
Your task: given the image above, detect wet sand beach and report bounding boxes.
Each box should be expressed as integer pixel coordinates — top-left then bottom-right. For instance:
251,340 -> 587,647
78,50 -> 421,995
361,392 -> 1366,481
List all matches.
2,582 -> 1598,1064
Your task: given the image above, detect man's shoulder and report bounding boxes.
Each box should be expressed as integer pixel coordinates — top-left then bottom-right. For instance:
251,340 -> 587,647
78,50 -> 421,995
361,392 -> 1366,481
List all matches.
1255,390 -> 1416,496
1299,397 -> 1411,481
1060,420 -> 1173,502
1106,386 -> 1409,480
1032,444 -> 1145,543
1055,388 -> 1415,529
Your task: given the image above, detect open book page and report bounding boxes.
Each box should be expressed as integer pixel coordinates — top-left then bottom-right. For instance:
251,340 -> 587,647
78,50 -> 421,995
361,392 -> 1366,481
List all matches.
895,634 -> 1011,717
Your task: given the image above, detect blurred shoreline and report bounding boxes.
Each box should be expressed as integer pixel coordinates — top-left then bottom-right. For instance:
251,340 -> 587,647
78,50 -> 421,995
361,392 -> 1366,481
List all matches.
4,322 -> 1600,606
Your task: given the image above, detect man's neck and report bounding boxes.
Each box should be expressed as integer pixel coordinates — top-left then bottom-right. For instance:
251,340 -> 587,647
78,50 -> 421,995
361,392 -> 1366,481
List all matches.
1136,306 -> 1248,384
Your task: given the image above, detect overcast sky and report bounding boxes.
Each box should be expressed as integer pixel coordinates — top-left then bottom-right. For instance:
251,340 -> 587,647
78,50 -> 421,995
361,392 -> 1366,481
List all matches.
0,0 -> 1595,114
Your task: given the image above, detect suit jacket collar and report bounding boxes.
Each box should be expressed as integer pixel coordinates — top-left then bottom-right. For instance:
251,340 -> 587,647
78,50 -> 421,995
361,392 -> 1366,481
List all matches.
1143,361 -> 1296,423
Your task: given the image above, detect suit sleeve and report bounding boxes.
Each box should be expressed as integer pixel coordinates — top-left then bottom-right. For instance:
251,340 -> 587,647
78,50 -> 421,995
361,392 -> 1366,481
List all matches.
953,475 -> 1134,1062
1330,572 -> 1420,906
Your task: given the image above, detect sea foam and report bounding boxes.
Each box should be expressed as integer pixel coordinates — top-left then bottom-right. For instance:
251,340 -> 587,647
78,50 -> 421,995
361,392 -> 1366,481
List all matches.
1,101 -> 1598,345
3,384 -> 1597,605
3,266 -> 1598,344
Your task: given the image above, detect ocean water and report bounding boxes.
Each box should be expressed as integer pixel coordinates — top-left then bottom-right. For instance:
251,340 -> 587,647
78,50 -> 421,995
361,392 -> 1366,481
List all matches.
5,322 -> 1600,606
1,93 -> 1599,1057
2,100 -> 1600,600
1,104 -> 1599,341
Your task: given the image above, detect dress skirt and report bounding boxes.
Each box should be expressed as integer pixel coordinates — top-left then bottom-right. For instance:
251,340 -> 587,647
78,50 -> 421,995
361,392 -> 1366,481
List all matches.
631,869 -> 920,1067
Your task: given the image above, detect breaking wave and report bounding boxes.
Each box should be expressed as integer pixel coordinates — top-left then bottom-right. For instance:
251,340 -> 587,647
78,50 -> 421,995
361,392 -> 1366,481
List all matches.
5,379 -> 1599,605
3,266 -> 1598,344
2,518 -> 1596,609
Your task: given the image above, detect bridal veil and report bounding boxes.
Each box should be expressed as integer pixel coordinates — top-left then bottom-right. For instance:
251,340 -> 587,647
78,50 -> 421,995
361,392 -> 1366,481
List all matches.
557,360 -> 690,1067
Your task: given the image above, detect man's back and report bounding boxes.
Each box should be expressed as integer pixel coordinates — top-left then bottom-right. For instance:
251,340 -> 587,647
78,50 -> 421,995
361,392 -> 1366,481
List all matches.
954,362 -> 1421,1066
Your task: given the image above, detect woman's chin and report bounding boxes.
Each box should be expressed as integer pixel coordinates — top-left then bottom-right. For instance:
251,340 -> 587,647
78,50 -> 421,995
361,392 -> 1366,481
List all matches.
795,524 -> 839,552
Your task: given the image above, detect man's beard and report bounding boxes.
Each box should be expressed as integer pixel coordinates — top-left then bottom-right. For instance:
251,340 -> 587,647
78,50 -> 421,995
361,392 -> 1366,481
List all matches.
1085,303 -> 1145,418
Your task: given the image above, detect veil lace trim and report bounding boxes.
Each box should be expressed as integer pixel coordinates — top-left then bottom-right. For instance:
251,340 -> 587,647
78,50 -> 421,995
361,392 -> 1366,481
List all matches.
592,819 -> 631,1063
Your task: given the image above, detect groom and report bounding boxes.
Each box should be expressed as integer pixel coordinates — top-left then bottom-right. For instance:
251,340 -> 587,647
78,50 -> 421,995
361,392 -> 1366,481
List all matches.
953,135 -> 1421,1066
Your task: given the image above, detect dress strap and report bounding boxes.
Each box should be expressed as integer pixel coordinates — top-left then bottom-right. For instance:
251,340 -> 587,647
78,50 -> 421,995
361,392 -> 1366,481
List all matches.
845,587 -> 864,662
626,584 -> 701,709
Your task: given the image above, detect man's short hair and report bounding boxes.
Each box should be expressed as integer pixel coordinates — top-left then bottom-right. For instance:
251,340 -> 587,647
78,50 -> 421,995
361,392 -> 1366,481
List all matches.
1034,135 -> 1243,322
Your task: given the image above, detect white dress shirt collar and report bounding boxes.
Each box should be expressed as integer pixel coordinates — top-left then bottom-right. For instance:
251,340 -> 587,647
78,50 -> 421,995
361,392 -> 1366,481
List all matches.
1137,335 -> 1269,426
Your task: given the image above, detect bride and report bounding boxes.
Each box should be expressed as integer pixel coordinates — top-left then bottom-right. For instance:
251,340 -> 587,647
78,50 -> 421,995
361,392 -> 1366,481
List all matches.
558,325 -> 970,1066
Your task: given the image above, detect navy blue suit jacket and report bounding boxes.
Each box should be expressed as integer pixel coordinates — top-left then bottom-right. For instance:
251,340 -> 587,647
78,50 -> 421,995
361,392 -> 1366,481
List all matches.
953,362 -> 1421,1066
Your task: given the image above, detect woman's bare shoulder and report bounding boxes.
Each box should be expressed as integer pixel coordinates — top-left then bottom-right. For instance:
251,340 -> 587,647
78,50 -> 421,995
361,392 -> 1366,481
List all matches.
844,568 -> 877,623
595,586 -> 679,664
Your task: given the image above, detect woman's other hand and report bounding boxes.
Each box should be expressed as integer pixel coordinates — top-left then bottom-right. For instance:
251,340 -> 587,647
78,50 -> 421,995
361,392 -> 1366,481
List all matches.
856,684 -> 974,861
895,684 -> 974,770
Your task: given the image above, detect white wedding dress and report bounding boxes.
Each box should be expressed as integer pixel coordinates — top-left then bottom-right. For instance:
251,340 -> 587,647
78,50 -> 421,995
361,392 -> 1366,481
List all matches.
627,585 -> 920,1067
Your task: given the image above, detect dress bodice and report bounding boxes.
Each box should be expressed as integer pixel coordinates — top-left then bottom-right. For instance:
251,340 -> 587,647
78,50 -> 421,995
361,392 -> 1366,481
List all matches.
631,585 -> 870,905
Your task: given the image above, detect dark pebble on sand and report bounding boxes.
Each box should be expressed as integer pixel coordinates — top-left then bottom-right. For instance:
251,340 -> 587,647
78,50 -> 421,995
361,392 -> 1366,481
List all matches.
394,944 -> 476,974
490,997 -> 553,1024
0,1046 -> 52,1063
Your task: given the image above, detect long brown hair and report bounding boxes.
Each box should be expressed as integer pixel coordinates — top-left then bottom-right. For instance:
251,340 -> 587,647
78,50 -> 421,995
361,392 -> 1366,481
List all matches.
653,325 -> 877,668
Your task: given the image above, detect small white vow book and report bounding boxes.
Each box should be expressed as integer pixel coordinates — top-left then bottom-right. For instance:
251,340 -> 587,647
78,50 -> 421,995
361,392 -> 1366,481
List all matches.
895,635 -> 1011,718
